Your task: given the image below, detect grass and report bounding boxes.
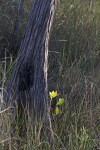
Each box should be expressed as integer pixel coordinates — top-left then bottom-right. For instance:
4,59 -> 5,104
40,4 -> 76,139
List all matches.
0,0 -> 100,149
0,93 -> 100,149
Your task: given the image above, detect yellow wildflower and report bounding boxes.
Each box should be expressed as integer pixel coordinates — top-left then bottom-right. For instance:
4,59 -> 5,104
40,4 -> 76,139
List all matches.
49,91 -> 58,99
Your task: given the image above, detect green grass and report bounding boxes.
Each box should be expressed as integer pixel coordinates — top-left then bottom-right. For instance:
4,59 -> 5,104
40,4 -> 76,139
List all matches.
0,0 -> 100,149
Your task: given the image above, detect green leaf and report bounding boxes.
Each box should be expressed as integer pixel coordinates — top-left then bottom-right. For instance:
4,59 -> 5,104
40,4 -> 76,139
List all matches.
71,113 -> 75,117
57,98 -> 64,106
56,106 -> 60,115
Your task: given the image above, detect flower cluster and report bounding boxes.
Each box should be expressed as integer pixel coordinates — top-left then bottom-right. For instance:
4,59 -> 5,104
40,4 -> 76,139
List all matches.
49,91 -> 64,115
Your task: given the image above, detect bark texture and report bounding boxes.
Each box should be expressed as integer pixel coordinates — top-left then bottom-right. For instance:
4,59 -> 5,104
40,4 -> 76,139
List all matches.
4,0 -> 57,119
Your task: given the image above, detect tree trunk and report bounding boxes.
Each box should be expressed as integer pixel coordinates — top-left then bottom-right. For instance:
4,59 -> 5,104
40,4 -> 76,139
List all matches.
4,0 -> 57,119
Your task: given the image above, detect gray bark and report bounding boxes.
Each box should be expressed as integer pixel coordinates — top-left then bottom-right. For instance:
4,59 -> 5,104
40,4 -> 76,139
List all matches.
4,0 -> 57,119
